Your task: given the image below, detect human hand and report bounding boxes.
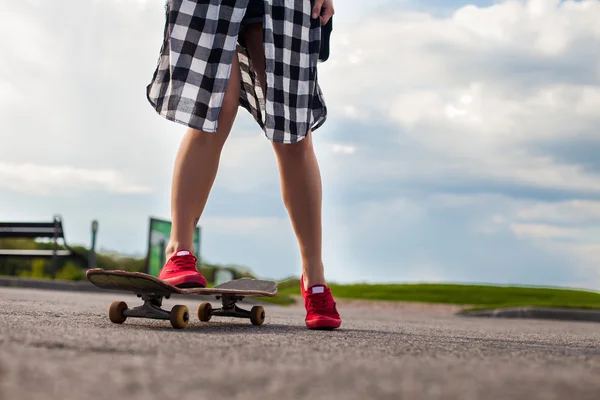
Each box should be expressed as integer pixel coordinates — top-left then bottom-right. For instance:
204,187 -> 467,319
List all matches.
312,0 -> 335,25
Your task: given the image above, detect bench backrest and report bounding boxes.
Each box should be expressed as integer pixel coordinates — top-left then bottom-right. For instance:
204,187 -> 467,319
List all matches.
0,221 -> 64,239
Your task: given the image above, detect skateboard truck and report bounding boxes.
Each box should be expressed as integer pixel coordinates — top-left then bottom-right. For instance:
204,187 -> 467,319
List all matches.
198,295 -> 265,326
212,295 -> 251,318
109,294 -> 190,329
123,295 -> 170,320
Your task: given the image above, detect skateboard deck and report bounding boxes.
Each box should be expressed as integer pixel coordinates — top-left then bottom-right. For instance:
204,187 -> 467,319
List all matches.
86,269 -> 278,329
87,269 -> 277,296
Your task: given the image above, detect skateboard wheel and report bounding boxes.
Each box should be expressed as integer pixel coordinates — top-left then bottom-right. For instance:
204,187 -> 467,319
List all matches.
170,305 -> 189,329
108,301 -> 128,324
250,305 -> 265,326
198,302 -> 212,322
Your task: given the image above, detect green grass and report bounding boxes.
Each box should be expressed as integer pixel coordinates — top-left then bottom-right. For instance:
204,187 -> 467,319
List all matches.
257,294 -> 296,306
276,279 -> 600,310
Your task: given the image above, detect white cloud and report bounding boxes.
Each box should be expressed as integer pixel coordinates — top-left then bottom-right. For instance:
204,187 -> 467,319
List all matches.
331,144 -> 356,155
214,129 -> 280,192
201,216 -> 292,238
509,222 -> 579,239
5,0 -> 599,198
0,162 -> 151,195
516,200 -> 600,223
319,0 -> 600,194
466,194 -> 600,285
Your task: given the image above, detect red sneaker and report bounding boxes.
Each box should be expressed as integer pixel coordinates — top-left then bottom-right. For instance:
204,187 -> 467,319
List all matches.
158,250 -> 207,288
301,275 -> 342,330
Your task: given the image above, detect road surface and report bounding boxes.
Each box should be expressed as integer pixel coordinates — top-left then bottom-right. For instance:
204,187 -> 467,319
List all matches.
1,287 -> 599,400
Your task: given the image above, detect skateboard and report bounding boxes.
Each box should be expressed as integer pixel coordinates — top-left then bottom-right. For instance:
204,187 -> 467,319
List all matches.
86,269 -> 278,329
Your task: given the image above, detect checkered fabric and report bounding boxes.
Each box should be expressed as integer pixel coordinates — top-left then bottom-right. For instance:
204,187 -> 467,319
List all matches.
146,0 -> 329,144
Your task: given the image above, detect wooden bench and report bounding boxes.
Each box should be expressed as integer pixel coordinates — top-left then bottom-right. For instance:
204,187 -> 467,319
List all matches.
0,215 -> 91,277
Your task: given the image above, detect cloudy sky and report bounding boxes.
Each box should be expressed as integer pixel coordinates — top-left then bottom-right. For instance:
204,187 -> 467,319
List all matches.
2,0 -> 600,288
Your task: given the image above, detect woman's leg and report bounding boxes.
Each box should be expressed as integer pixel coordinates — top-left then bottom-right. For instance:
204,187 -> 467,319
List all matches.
243,24 -> 326,289
165,53 -> 242,259
243,22 -> 340,329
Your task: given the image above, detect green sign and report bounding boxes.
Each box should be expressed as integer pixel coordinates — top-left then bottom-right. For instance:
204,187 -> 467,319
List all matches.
145,217 -> 201,277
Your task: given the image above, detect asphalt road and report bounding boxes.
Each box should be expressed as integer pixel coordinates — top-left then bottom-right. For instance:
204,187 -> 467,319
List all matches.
1,287 -> 600,400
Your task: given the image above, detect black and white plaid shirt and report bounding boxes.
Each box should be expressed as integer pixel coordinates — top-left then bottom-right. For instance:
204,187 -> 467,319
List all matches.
146,0 -> 331,144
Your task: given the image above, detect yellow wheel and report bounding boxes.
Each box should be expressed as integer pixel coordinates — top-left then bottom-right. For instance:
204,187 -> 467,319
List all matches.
197,302 -> 212,322
108,301 -> 128,324
169,305 -> 190,329
250,306 -> 265,326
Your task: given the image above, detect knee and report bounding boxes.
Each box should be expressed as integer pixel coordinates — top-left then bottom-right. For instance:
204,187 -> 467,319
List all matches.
185,127 -> 229,149
272,134 -> 313,160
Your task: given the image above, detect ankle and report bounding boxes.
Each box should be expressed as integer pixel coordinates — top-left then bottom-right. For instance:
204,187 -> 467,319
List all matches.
165,243 -> 194,260
302,262 -> 326,288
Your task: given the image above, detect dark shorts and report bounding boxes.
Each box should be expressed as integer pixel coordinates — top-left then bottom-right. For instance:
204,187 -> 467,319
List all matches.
240,0 -> 264,28
239,0 -> 332,61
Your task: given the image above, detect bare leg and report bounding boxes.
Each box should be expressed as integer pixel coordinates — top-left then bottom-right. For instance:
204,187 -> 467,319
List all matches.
273,132 -> 325,288
244,24 -> 326,288
166,53 -> 242,259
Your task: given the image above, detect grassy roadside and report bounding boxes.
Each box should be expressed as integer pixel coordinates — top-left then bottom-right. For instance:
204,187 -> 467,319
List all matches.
8,264 -> 600,311
275,279 -> 600,311
256,294 -> 296,306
